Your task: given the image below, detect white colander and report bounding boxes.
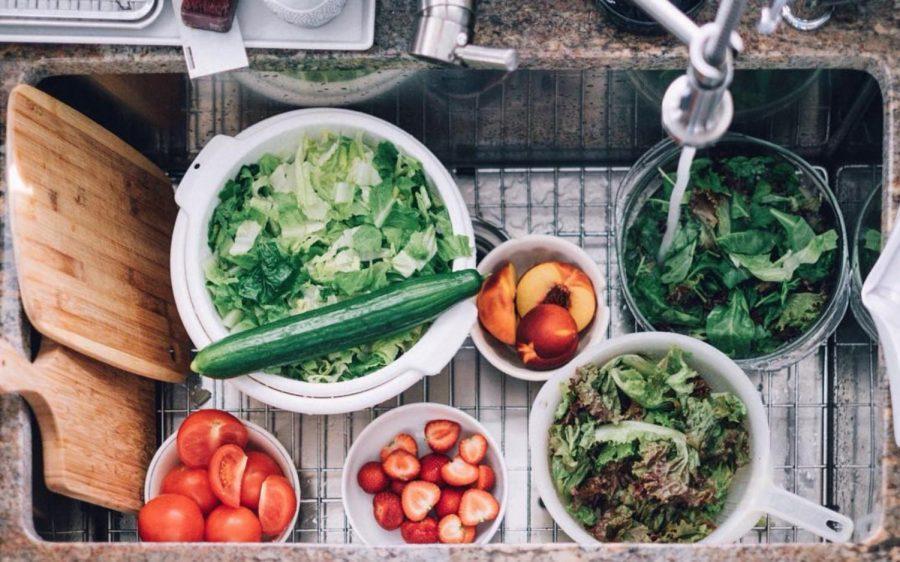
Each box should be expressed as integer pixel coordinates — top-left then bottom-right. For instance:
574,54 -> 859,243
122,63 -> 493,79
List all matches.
529,332 -> 854,544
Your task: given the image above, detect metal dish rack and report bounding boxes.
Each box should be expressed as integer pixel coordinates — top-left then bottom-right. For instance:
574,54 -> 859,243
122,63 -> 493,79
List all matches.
0,0 -> 160,27
32,69 -> 886,545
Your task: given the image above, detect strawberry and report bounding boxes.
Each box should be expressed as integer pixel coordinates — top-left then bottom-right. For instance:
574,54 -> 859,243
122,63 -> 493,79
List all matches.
419,453 -> 450,487
475,464 -> 495,491
382,450 -> 420,482
440,456 -> 479,487
462,525 -> 477,544
458,434 -> 488,465
401,517 -> 439,544
400,481 -> 441,522
435,486 -> 464,518
357,461 -> 389,494
389,479 -> 407,495
437,514 -> 468,544
372,492 -> 404,531
380,433 -> 418,462
424,420 -> 460,453
458,489 -> 500,527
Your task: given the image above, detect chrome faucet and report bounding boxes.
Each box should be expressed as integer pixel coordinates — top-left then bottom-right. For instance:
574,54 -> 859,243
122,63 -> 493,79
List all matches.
410,0 -> 519,71
629,0 -> 750,148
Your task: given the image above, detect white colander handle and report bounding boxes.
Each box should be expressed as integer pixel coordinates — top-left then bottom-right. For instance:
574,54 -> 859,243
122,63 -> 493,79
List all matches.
760,485 -> 853,542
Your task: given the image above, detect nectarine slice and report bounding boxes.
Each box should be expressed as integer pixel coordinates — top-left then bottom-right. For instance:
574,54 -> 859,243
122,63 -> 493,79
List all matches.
477,261 -> 518,345
516,304 -> 579,370
516,261 -> 596,332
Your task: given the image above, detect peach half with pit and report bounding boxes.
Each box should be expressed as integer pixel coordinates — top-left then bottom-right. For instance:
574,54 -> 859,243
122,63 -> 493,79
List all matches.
515,261 -> 596,332
515,304 -> 579,370
476,261 -> 518,345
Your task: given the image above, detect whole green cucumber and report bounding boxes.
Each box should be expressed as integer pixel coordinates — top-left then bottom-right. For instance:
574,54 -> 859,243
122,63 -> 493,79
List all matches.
191,269 -> 482,379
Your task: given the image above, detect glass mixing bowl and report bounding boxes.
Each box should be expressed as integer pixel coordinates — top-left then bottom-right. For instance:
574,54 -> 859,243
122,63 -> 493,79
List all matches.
850,184 -> 882,340
615,134 -> 850,371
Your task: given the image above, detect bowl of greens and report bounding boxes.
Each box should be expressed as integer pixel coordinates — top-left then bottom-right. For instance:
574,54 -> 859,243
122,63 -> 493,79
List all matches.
529,332 -> 853,544
850,184 -> 881,340
616,134 -> 850,370
171,109 -> 476,411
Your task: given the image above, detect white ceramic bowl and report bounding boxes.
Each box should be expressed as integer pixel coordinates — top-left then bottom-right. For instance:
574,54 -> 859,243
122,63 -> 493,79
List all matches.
171,108 -> 476,413
529,332 -> 853,544
263,0 -> 347,28
341,403 -> 508,545
144,417 -> 300,543
471,234 -> 610,382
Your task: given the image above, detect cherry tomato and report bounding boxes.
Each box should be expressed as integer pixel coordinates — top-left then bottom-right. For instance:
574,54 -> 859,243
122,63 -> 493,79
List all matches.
241,451 -> 282,510
176,409 -> 248,468
208,444 -> 248,507
161,465 -> 219,515
204,505 -> 262,543
257,475 -> 297,537
138,494 -> 204,542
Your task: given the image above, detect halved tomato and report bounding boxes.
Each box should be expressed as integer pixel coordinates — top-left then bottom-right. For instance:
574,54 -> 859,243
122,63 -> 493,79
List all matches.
208,444 -> 248,507
161,465 -> 219,515
176,409 -> 248,468
241,451 -> 282,510
258,475 -> 297,537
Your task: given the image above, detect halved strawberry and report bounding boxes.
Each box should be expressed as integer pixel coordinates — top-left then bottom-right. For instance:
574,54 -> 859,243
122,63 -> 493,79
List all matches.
380,433 -> 418,462
435,486 -> 464,518
462,525 -> 477,543
437,514 -> 468,544
357,461 -> 389,494
389,479 -> 407,495
400,517 -> 439,544
400,480 -> 441,522
372,492 -> 404,531
419,453 -> 450,487
475,464 -> 495,491
459,489 -> 500,527
382,450 -> 420,482
458,434 -> 488,465
440,456 -> 479,487
424,420 -> 460,453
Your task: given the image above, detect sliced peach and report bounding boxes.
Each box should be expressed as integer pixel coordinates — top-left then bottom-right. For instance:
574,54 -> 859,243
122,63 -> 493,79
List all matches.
516,261 -> 596,332
516,304 -> 579,370
476,261 -> 517,345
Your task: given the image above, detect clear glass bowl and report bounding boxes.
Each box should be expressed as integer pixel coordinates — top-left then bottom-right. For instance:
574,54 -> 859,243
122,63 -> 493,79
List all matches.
850,184 -> 881,341
615,134 -> 850,371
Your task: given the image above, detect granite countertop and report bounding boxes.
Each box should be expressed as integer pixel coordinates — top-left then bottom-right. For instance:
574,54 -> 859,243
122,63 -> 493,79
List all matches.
0,1 -> 899,560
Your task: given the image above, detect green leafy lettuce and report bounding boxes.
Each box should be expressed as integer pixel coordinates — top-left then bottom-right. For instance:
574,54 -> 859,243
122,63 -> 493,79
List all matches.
549,347 -> 750,543
204,133 -> 471,383
624,155 -> 839,358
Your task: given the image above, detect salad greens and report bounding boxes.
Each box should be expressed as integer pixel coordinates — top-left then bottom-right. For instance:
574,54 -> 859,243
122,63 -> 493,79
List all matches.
204,133 -> 471,383
549,348 -> 750,543
624,155 -> 839,359
860,227 -> 881,278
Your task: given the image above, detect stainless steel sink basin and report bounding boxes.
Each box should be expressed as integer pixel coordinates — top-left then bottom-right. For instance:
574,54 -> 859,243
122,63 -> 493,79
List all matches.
23,67 -> 886,545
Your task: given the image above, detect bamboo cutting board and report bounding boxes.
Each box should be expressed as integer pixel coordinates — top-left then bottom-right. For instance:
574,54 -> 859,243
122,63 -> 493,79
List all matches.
0,338 -> 156,513
7,84 -> 189,383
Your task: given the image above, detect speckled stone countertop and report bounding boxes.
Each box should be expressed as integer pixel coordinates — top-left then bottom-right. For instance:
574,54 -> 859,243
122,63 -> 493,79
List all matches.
0,1 -> 898,560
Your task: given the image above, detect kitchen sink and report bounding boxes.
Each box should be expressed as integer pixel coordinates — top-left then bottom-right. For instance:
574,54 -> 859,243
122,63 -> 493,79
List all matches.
19,67 -> 886,545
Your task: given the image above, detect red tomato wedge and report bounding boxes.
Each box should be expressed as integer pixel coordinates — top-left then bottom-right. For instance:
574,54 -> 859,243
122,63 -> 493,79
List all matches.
161,465 -> 219,515
205,505 -> 262,543
240,451 -> 282,510
258,475 -> 297,537
176,409 -> 248,468
208,444 -> 248,508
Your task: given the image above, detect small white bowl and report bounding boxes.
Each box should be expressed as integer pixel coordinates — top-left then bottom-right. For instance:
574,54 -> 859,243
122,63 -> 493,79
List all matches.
144,418 -> 300,543
263,0 -> 347,28
529,332 -> 853,544
341,403 -> 508,545
471,234 -> 610,382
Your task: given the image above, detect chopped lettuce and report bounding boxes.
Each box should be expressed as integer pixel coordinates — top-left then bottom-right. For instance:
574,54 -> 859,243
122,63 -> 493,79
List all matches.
204,133 -> 471,383
548,347 -> 750,543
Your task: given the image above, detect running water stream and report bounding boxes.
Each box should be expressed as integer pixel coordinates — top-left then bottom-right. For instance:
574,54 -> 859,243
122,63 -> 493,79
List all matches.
657,145 -> 698,263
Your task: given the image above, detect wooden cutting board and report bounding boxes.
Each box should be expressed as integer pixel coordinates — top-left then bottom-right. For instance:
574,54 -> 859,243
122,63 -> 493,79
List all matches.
7,84 -> 189,383
0,337 -> 156,513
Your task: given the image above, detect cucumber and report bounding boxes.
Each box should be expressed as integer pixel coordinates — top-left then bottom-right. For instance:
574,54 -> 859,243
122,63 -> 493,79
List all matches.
191,270 -> 482,379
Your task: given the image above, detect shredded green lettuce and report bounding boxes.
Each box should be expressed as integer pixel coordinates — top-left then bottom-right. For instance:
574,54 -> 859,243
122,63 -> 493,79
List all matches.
549,347 -> 750,543
204,133 -> 471,383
